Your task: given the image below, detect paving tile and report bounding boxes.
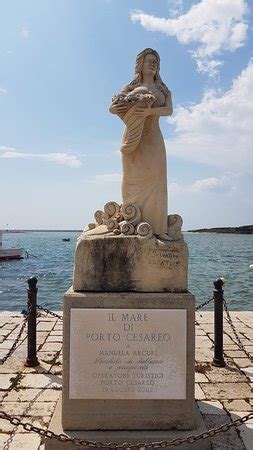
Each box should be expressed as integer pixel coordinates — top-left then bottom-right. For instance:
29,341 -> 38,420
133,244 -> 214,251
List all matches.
195,348 -> 213,362
41,342 -> 62,352
241,366 -> 253,382
0,358 -> 26,374
0,329 -> 12,338
195,330 -> 206,336
54,326 -> 63,332
195,383 -> 206,400
0,391 -> 7,401
0,340 -> 21,350
0,418 -> 17,433
0,374 -> 19,390
195,372 -> 209,382
9,317 -> 23,324
0,431 -> 42,449
37,352 -> 58,364
46,335 -> 62,343
50,365 -> 62,375
0,416 -> 51,434
200,382 -> 252,400
225,349 -> 251,358
37,322 -> 55,332
2,323 -> 19,331
0,349 -> 10,361
233,358 -> 252,368
223,399 -> 252,412
195,337 -> 213,349
1,401 -> 56,416
204,364 -> 248,383
23,362 -> 51,375
50,331 -> 62,336
19,373 -> 62,389
4,388 -> 61,402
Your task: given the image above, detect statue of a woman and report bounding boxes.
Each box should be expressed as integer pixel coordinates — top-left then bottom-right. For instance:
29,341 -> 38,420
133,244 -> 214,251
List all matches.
109,48 -> 173,240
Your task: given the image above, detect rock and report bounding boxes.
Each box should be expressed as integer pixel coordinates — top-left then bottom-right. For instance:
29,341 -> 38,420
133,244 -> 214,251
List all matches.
73,234 -> 188,292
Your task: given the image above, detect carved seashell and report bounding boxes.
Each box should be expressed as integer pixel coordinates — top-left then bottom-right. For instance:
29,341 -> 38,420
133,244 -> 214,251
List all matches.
104,201 -> 120,218
88,223 -> 96,230
94,210 -> 105,225
121,203 -> 141,226
167,214 -> 183,241
113,229 -> 121,235
115,212 -> 124,222
106,218 -> 119,232
120,221 -> 135,235
137,222 -> 153,239
102,212 -> 110,224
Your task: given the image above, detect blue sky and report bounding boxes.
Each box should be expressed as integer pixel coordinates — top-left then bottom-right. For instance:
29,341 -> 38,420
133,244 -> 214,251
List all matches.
1,0 -> 253,229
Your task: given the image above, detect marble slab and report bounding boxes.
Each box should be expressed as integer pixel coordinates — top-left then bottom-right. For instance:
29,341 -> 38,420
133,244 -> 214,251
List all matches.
69,308 -> 186,400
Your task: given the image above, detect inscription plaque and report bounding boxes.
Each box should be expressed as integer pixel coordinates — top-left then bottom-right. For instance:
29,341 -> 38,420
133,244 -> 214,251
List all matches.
69,308 -> 186,400
147,246 -> 181,269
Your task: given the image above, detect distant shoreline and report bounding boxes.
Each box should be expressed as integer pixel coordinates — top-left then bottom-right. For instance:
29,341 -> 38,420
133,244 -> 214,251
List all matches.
188,225 -> 253,234
2,225 -> 253,234
2,230 -> 82,233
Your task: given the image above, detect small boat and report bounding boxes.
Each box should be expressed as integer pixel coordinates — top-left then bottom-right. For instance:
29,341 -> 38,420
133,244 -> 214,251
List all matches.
63,238 -> 70,242
0,231 -> 23,260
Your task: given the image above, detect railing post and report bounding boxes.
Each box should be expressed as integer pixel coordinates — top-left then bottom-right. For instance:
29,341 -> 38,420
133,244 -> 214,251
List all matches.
25,277 -> 39,367
212,278 -> 226,367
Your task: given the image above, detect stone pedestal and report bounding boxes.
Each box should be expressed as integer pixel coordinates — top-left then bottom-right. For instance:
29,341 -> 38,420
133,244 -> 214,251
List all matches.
45,398 -> 211,450
73,233 -> 188,292
62,289 -> 195,431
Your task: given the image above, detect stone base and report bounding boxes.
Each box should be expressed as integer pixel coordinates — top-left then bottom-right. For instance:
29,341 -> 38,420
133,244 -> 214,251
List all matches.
73,233 -> 188,292
45,397 -> 211,450
62,290 -> 195,430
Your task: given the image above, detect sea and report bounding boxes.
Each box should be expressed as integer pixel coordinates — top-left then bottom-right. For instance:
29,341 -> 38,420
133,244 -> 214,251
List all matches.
0,232 -> 252,311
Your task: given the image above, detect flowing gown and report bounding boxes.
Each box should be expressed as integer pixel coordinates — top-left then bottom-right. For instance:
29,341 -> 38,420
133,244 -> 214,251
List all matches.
121,88 -> 168,235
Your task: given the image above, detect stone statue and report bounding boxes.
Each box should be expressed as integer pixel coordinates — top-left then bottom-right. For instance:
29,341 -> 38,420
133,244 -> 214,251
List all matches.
109,48 -> 173,240
73,49 -> 188,292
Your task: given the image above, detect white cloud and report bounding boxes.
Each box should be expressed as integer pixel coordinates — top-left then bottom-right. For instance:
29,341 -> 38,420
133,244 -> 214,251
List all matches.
0,147 -> 81,168
130,0 -> 248,76
88,173 -> 121,184
170,176 -> 234,194
167,59 -> 253,173
168,0 -> 184,18
0,88 -> 8,96
190,176 -> 234,193
0,146 -> 15,151
21,26 -> 29,39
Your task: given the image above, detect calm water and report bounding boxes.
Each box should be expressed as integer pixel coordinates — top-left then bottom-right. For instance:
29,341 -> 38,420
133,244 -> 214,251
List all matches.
0,232 -> 252,311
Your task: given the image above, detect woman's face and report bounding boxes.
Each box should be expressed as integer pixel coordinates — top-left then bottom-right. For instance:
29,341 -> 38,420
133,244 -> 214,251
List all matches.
142,53 -> 158,78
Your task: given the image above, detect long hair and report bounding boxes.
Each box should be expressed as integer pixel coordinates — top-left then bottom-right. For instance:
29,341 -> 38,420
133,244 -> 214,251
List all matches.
122,48 -> 169,96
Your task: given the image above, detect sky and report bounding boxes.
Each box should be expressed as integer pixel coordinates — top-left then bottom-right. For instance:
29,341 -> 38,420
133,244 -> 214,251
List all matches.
0,0 -> 253,230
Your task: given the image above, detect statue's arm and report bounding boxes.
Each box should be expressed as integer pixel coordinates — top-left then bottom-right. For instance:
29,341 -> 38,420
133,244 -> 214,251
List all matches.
109,84 -> 130,115
149,90 -> 173,117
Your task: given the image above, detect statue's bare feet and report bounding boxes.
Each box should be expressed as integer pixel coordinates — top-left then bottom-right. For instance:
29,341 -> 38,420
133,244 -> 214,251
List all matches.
156,233 -> 173,241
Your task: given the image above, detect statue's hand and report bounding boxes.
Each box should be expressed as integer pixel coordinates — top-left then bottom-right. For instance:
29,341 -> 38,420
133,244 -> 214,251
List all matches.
109,101 -> 128,116
134,102 -> 151,118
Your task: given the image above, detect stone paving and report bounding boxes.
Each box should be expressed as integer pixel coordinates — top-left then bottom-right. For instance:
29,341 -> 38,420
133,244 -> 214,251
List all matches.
0,310 -> 252,449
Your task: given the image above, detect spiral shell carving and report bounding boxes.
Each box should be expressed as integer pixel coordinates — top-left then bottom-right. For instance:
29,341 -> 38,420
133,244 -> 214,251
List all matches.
94,210 -> 105,225
167,214 -> 183,241
120,221 -> 135,235
137,222 -> 153,239
121,203 -> 141,226
106,218 -> 119,232
104,201 -> 120,218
